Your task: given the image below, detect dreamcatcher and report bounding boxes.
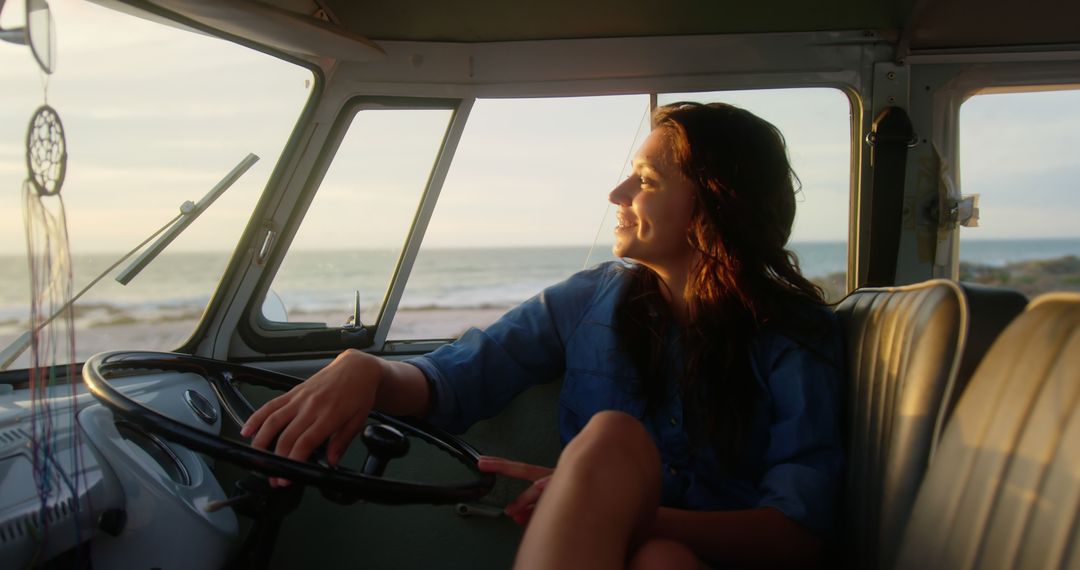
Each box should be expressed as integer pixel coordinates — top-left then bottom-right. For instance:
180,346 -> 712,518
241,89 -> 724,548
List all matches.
10,0 -> 89,562
23,101 -> 85,560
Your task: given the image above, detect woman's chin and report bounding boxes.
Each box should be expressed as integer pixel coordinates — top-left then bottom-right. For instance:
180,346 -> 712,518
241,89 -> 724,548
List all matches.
611,236 -> 636,258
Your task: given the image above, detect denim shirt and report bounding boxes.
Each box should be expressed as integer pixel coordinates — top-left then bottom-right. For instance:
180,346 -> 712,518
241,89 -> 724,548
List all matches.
407,261 -> 845,536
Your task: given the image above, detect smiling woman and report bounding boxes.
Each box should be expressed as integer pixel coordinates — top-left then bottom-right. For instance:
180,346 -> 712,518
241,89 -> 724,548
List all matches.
0,0 -> 313,366
243,101 -> 846,569
609,127 -> 698,278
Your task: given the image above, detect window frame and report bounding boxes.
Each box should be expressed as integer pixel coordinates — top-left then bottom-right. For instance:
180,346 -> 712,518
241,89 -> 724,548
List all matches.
238,96 -> 474,355
905,57 -> 1080,280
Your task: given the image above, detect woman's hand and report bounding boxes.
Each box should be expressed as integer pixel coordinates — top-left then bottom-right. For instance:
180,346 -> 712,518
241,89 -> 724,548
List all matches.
477,456 -> 554,525
241,349 -> 384,477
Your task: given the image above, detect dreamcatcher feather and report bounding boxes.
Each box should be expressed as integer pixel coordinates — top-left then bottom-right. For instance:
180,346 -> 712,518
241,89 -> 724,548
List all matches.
23,103 -> 87,561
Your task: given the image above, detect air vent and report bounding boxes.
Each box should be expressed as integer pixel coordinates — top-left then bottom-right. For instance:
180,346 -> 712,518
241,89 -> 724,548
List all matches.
0,496 -> 76,545
0,426 -> 29,447
0,513 -> 29,545
49,497 -> 74,522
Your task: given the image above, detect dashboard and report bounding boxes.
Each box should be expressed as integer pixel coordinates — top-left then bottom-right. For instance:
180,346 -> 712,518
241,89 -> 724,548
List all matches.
0,373 -> 238,568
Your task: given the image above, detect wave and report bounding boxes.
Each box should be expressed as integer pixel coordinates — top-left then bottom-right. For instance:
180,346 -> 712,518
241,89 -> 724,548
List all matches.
0,300 -> 207,335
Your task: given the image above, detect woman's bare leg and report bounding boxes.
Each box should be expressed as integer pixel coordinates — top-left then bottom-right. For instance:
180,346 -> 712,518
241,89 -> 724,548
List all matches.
513,411 -> 662,570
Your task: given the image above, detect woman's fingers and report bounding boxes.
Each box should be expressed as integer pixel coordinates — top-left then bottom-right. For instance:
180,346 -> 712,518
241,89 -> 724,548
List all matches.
264,406 -> 338,487
477,456 -> 553,482
476,456 -> 556,526
506,476 -> 551,525
248,398 -> 300,451
240,390 -> 292,438
327,413 -> 369,466
274,409 -> 324,460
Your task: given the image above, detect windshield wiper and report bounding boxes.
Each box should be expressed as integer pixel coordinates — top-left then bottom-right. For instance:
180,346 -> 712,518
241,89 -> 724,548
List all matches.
0,153 -> 259,371
116,153 -> 259,284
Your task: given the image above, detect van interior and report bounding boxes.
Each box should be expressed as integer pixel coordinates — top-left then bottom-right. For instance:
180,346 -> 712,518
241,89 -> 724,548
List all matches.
0,0 -> 1078,568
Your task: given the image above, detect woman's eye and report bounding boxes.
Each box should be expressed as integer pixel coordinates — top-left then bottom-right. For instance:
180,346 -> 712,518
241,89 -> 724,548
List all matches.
639,176 -> 651,186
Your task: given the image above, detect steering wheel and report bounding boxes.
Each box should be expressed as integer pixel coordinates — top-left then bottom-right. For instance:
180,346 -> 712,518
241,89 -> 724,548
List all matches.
82,350 -> 494,505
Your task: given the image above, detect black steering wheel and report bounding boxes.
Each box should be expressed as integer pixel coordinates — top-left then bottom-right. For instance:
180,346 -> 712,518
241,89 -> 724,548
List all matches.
82,350 -> 494,505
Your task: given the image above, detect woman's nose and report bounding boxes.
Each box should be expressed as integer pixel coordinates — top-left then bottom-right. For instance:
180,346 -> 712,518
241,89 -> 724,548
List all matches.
609,177 -> 635,205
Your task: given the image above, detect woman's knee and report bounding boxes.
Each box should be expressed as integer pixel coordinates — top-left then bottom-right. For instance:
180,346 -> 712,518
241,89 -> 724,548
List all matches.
560,412 -> 659,477
558,411 -> 661,497
629,538 -> 703,570
568,411 -> 657,459
583,410 -> 650,438
546,411 -> 662,537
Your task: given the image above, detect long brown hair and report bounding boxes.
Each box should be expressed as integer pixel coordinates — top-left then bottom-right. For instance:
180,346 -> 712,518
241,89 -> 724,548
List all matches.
615,101 -> 827,462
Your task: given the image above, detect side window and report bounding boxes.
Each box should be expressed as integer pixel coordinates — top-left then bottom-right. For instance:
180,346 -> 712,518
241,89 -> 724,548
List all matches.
387,95 -> 651,340
657,88 -> 853,301
959,88 -> 1080,297
266,107 -> 454,329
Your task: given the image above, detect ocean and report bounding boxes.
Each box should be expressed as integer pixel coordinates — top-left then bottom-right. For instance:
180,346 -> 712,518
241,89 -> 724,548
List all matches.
2,238 -> 1080,337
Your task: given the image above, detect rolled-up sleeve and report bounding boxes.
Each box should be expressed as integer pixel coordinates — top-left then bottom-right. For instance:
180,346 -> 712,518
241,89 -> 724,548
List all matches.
407,263 -> 621,433
753,324 -> 845,537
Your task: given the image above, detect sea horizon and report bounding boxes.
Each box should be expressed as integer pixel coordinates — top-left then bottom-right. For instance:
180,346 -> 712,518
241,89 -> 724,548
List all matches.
3,237 -> 1080,335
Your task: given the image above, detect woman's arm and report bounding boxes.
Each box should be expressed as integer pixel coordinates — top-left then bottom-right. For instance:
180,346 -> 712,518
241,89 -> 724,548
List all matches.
651,506 -> 824,569
409,263 -> 622,433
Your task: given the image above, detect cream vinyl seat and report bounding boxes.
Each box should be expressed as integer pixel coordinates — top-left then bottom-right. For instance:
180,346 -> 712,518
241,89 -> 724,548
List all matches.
835,280 -> 1027,569
894,293 -> 1080,569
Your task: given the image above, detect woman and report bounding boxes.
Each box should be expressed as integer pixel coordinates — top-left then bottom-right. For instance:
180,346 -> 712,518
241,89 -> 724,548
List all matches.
242,102 -> 844,569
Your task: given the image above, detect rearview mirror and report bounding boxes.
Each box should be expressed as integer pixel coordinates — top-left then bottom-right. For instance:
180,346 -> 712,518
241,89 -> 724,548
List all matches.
26,0 -> 54,73
0,0 -> 55,74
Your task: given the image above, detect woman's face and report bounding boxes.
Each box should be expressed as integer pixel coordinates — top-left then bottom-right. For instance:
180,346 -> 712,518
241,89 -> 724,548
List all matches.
608,128 -> 697,271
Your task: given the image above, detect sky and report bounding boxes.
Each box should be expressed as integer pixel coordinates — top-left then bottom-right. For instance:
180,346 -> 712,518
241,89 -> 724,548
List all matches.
1,0 -> 1078,258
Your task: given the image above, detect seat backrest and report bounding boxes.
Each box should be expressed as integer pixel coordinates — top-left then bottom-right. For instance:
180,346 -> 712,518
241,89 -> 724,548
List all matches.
932,282 -> 1029,450
835,280 -> 968,569
894,293 -> 1080,570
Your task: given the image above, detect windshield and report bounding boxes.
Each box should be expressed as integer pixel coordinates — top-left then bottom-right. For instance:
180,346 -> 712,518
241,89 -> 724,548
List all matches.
0,0 -> 314,369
